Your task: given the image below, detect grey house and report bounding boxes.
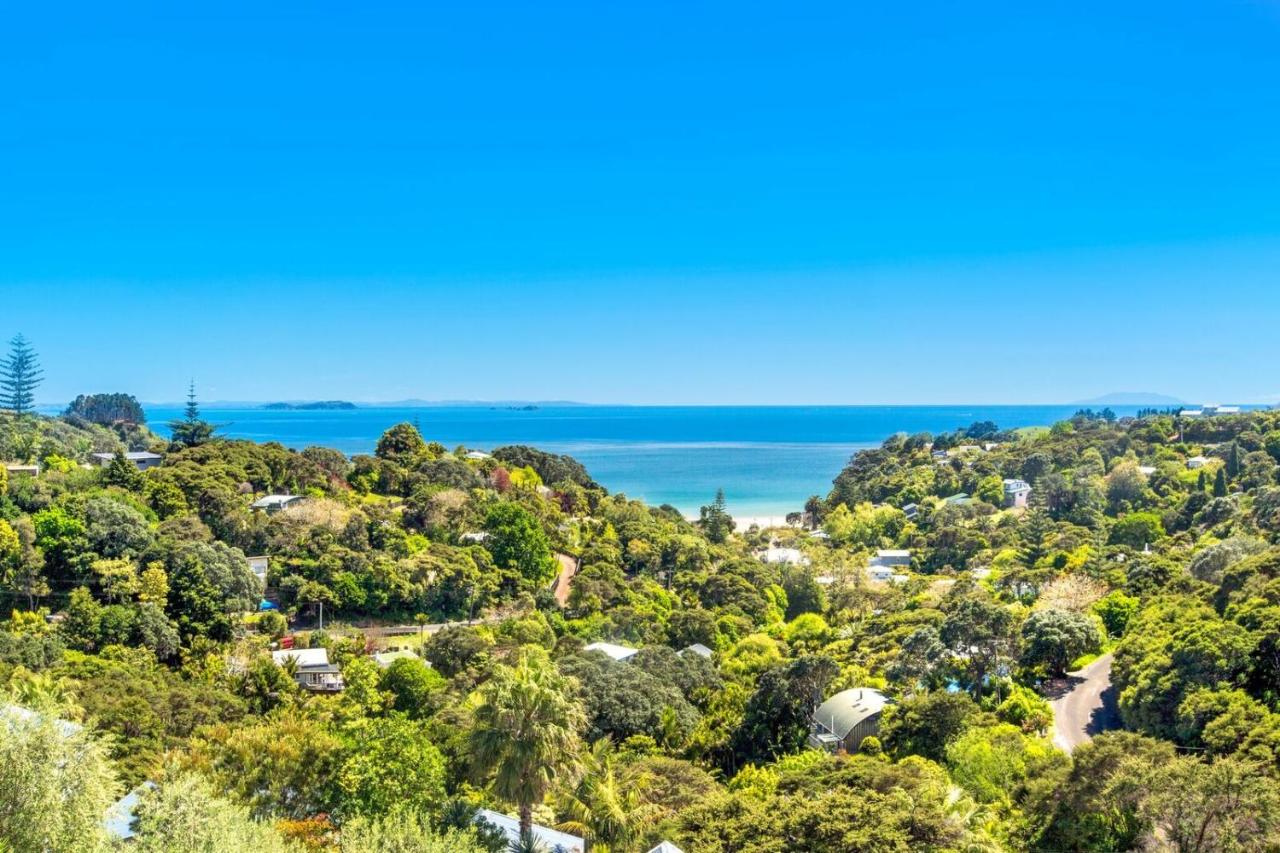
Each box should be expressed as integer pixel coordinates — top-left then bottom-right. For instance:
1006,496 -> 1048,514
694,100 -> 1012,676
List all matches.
251,494 -> 305,513
809,688 -> 889,752
91,451 -> 163,470
1002,478 -> 1032,508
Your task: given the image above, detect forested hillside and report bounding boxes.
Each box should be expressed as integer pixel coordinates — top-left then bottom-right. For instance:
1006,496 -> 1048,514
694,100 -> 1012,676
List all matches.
2,404 -> 1279,851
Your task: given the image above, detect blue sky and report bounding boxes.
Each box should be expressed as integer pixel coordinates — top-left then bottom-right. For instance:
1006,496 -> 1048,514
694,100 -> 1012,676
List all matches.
3,1 -> 1280,405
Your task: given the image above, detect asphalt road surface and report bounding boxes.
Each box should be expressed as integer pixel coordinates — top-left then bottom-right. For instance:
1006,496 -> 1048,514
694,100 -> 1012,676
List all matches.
1047,653 -> 1120,753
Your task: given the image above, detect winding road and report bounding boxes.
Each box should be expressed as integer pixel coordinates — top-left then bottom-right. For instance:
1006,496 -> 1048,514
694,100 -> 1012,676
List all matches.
1046,653 -> 1120,752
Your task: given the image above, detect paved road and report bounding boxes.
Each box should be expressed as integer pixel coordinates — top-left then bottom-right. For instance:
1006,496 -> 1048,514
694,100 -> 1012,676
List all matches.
1046,653 -> 1120,753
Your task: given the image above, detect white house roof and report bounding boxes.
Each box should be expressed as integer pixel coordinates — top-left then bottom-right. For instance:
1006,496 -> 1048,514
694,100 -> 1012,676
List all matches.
680,643 -> 713,659
251,494 -> 301,509
647,844 -> 686,853
1002,478 -> 1031,492
104,783 -> 156,841
272,647 -> 329,669
761,546 -> 809,565
877,549 -> 910,559
583,642 -> 640,661
465,450 -> 492,459
812,688 -> 889,740
372,649 -> 420,668
460,531 -> 490,543
1138,465 -> 1157,475
92,451 -> 162,461
1,703 -> 82,738
476,808 -> 584,853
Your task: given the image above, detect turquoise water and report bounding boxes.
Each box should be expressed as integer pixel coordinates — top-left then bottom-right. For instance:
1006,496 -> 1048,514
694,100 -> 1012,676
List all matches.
139,404 -> 1146,516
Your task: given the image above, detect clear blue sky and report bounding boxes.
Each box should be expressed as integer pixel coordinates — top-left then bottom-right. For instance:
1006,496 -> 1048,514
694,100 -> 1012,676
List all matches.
3,1 -> 1280,405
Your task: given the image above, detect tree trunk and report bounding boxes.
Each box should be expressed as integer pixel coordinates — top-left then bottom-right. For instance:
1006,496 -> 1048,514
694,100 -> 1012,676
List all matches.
519,801 -> 533,840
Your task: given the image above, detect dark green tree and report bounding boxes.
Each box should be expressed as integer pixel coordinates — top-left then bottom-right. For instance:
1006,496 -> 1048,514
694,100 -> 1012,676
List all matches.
940,595 -> 1017,696
64,393 -> 146,426
1227,441 -> 1242,479
102,450 -> 144,490
880,691 -> 979,762
1020,608 -> 1100,676
0,334 -> 43,415
167,382 -> 215,448
699,488 -> 733,544
1213,466 -> 1228,498
374,422 -> 427,462
729,654 -> 839,769
482,502 -> 555,586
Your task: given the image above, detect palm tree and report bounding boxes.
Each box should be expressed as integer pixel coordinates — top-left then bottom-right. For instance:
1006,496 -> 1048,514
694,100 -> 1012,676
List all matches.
555,738 -> 656,853
470,650 -> 586,838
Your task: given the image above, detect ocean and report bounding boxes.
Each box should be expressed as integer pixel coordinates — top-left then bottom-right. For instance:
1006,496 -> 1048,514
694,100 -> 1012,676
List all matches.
134,404 -> 1151,517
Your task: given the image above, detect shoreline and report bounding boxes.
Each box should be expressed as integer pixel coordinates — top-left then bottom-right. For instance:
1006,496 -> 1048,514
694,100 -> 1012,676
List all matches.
684,513 -> 799,531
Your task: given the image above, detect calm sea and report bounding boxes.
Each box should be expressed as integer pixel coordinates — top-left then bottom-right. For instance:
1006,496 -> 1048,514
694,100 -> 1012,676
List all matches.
132,404 -> 1150,516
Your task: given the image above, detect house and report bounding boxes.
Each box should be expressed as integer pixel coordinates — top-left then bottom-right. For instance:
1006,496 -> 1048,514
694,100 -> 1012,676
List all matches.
901,502 -> 919,521
251,494 -> 304,513
460,531 -> 490,544
583,641 -> 640,662
475,809 -> 585,853
4,462 -> 40,477
943,493 -> 972,506
1214,405 -> 1242,415
808,688 -> 889,752
873,549 -> 911,567
1186,456 -> 1210,469
1181,409 -> 1204,418
647,844 -> 686,853
1137,465 -> 1157,476
2,703 -> 82,738
372,648 -> 420,668
810,529 -> 831,541
464,450 -> 492,460
868,565 -> 894,583
91,451 -> 163,470
272,647 -> 344,692
760,546 -> 810,566
247,555 -> 269,585
680,643 -> 713,659
1002,478 -> 1032,508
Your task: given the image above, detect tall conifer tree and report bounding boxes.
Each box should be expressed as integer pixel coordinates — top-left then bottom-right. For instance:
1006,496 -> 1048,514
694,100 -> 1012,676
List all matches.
0,334 -> 43,415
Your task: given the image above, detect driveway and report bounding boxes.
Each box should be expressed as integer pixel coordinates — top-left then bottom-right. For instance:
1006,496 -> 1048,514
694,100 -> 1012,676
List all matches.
1044,653 -> 1120,752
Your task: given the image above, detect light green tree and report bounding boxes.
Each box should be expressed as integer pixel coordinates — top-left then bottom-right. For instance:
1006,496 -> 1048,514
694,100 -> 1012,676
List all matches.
338,811 -> 485,853
128,770 -> 299,852
0,700 -> 120,852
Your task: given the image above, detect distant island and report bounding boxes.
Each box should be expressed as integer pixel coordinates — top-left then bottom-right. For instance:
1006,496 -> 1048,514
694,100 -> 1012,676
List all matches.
1072,391 -> 1187,406
262,401 -> 357,411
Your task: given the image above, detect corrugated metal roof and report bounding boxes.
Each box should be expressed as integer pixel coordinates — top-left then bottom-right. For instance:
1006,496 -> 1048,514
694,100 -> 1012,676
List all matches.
812,688 -> 888,740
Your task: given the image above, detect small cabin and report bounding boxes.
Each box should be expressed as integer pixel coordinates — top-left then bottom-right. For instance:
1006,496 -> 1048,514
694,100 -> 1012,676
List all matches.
809,688 -> 889,752
91,451 -> 163,471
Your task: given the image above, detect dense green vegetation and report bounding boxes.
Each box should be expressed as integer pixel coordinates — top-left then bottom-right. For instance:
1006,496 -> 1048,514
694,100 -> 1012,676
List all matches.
3,394 -> 1280,850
